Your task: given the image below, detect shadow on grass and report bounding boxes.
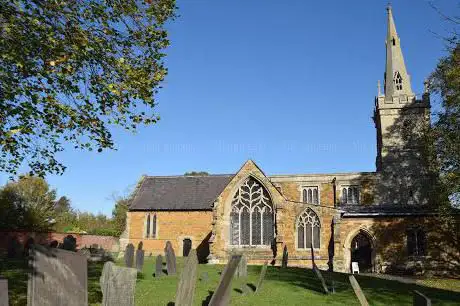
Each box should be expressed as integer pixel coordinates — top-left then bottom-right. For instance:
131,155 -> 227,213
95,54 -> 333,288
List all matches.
87,260 -> 106,304
262,265 -> 460,305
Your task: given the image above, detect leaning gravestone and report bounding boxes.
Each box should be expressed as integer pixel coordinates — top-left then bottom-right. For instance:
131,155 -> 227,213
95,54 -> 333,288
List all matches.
164,241 -> 177,275
136,242 -> 145,272
235,254 -> 247,278
175,249 -> 199,306
282,245 -> 288,268
349,275 -> 369,306
0,277 -> 8,306
209,255 -> 242,306
100,261 -> 137,306
313,265 -> 329,294
255,261 -> 268,293
62,235 -> 77,251
124,243 -> 135,268
27,245 -> 87,306
413,290 -> 431,306
155,255 -> 163,277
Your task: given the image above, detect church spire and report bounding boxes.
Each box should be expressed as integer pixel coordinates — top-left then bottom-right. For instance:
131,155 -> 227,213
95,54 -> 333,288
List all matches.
384,5 -> 414,99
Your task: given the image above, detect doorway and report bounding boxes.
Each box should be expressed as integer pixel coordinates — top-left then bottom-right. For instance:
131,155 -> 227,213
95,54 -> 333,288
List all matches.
183,238 -> 192,257
350,232 -> 373,272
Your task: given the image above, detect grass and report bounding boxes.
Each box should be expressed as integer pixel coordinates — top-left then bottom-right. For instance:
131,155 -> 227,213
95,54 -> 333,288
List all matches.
2,255 -> 460,305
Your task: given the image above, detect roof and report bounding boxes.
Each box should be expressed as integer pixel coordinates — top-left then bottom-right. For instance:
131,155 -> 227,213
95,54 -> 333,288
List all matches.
129,175 -> 234,211
341,204 -> 460,217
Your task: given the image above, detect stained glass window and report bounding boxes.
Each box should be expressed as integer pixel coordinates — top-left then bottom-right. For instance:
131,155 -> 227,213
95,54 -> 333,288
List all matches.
229,177 -> 274,246
296,208 -> 321,249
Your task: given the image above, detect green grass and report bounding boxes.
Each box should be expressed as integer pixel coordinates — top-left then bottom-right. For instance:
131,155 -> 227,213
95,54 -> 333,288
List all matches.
2,255 -> 460,305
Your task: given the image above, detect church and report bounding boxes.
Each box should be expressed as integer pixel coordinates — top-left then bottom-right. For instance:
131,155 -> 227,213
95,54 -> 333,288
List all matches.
124,7 -> 455,274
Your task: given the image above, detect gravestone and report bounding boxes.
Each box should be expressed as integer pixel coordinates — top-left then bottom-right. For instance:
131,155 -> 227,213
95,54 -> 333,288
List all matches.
255,261 -> 268,293
208,255 -> 242,306
235,255 -> 247,278
49,240 -> 58,248
124,243 -> 135,268
7,237 -> 22,258
78,248 -> 91,260
313,265 -> 329,294
164,241 -> 177,275
135,242 -> 145,272
27,245 -> 87,306
200,272 -> 209,283
24,237 -> 35,256
155,255 -> 163,277
175,249 -> 199,306
282,245 -> 288,268
413,290 -> 431,306
0,278 -> 8,306
100,261 -> 137,306
349,275 -> 369,306
62,235 -> 77,251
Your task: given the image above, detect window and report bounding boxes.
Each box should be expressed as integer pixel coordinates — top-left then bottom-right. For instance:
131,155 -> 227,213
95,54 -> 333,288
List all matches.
230,177 -> 274,246
394,71 -> 403,91
302,187 -> 319,204
145,213 -> 157,238
297,208 -> 320,249
341,186 -> 360,204
407,228 -> 426,256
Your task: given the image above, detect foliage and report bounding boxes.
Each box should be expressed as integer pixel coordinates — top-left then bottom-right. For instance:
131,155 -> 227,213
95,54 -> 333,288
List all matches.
184,171 -> 209,176
112,197 -> 130,236
429,42 -> 460,208
0,0 -> 177,176
87,227 -> 119,236
0,175 -> 56,231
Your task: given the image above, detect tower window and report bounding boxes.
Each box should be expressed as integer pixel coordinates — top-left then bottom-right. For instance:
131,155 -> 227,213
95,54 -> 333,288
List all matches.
392,37 -> 396,46
341,186 -> 360,204
394,72 -> 403,91
302,186 -> 319,204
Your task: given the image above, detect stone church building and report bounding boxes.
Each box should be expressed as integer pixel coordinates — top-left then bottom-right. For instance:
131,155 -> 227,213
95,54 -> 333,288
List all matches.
125,7 -> 456,274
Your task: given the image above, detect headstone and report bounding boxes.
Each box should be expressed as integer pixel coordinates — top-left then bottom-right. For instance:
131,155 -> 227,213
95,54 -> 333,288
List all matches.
7,237 -> 22,258
313,265 -> 329,294
135,242 -> 145,272
200,272 -> 209,283
282,245 -> 288,268
255,261 -> 268,293
49,240 -> 58,248
175,249 -> 199,306
349,275 -> 369,306
27,245 -> 87,306
100,261 -> 137,306
124,243 -> 135,268
235,255 -> 247,278
413,290 -> 431,306
155,255 -> 163,277
241,284 -> 252,295
208,255 -> 242,306
62,235 -> 77,251
24,237 -> 35,256
78,248 -> 91,260
0,278 -> 8,306
164,241 -> 177,275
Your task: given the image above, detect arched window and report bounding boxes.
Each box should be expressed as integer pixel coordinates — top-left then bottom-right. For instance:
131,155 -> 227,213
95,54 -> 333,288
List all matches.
230,177 -> 274,246
146,214 -> 151,238
297,208 -> 321,249
145,213 -> 157,239
394,71 -> 403,91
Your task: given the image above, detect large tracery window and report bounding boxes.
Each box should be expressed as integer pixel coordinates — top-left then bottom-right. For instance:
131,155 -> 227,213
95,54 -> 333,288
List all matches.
297,208 -> 321,249
230,177 -> 274,246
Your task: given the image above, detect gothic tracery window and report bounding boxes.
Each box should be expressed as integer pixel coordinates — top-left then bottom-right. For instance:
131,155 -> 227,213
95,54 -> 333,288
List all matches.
297,208 -> 321,249
394,71 -> 403,91
230,177 -> 274,246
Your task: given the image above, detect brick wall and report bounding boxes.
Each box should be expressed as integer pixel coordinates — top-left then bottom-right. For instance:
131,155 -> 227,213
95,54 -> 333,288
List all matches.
0,231 -> 120,252
127,211 -> 213,261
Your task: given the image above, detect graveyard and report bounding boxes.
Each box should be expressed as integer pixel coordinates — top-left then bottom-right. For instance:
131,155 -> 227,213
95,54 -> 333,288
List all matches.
1,245 -> 460,306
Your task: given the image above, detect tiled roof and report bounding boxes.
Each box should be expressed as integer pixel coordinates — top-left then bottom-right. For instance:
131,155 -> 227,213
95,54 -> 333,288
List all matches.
129,175 -> 234,211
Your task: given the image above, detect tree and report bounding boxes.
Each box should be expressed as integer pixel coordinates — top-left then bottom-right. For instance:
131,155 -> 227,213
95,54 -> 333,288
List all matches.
0,0 -> 177,176
428,9 -> 460,208
184,171 -> 209,176
112,197 -> 130,236
0,176 -> 57,231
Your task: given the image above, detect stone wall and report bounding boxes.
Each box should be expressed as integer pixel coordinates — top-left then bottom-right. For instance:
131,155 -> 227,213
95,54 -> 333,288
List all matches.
127,211 -> 212,261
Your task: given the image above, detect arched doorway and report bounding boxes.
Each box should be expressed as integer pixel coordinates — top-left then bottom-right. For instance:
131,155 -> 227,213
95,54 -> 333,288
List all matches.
183,238 -> 192,257
350,232 -> 373,272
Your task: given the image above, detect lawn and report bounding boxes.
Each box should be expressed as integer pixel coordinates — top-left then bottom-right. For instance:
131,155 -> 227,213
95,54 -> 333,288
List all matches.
2,255 -> 460,305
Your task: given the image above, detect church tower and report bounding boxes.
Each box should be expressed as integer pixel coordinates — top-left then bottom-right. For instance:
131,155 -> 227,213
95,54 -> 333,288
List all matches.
374,6 -> 431,205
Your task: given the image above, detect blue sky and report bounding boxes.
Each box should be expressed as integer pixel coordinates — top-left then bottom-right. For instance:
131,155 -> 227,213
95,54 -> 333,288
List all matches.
1,0 -> 457,215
